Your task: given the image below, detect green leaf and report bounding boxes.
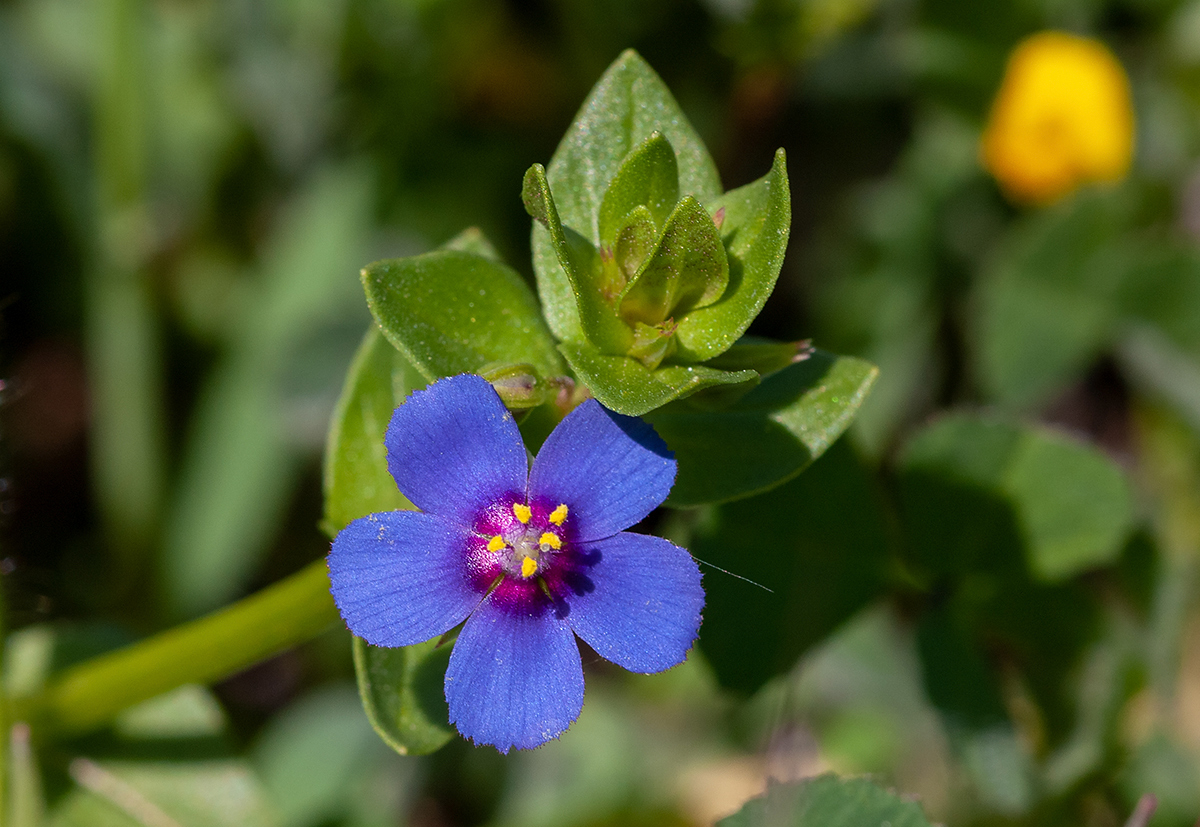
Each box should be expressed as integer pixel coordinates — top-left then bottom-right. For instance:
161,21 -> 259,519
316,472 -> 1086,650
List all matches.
322,327 -> 420,537
352,636 -> 454,756
899,413 -> 1136,582
648,351 -> 878,506
703,337 -> 810,376
716,774 -> 934,827
974,191 -> 1129,409
532,49 -> 721,343
676,149 -> 790,362
362,249 -> 566,381
253,685 -> 384,827
619,196 -> 728,327
522,164 -> 631,352
48,760 -> 280,827
442,225 -> 502,261
558,340 -> 757,416
597,131 -> 679,246
692,441 -> 890,693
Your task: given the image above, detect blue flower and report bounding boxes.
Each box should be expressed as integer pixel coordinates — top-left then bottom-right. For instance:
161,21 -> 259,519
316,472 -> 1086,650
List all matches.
327,373 -> 704,752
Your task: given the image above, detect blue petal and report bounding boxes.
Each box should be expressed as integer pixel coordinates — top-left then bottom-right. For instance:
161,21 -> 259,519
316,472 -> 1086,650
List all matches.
558,532 -> 703,673
386,374 -> 528,525
328,511 -> 482,647
528,400 -> 675,541
444,592 -> 583,753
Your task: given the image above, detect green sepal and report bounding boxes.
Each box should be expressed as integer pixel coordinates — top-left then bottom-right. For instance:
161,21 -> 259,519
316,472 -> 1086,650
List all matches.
703,336 -> 812,376
676,149 -> 791,362
619,196 -> 729,330
532,49 -> 722,343
522,163 -> 632,353
352,636 -> 454,756
647,350 -> 878,506
558,340 -> 757,416
598,131 -> 679,247
361,247 -> 566,381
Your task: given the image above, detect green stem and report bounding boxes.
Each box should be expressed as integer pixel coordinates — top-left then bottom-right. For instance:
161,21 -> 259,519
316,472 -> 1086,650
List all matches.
28,561 -> 339,737
87,0 -> 165,568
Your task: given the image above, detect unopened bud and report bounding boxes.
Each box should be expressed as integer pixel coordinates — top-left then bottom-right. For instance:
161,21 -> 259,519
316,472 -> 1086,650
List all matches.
481,364 -> 551,411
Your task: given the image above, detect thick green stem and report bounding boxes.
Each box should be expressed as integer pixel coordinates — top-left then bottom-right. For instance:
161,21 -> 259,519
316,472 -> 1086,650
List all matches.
29,561 -> 339,737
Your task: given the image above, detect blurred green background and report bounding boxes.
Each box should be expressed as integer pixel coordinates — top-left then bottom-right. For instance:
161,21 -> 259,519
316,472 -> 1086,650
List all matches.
6,0 -> 1200,824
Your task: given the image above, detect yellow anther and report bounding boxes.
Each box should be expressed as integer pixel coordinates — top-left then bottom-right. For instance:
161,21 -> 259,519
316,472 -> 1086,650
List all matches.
539,532 -> 562,550
520,556 -> 538,578
487,535 -> 507,553
549,504 -> 569,526
513,503 -> 531,524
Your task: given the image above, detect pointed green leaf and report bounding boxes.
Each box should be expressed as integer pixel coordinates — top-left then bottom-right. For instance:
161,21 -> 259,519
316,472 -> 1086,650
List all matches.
533,49 -> 721,342
442,226 -> 502,261
717,774 -> 933,826
322,327 -> 421,537
352,637 -> 454,757
619,196 -> 728,328
522,164 -> 631,352
598,132 -> 679,246
676,149 -> 791,362
559,340 -> 756,416
362,249 -> 566,381
703,336 -> 811,376
648,350 -> 878,506
611,205 -> 658,283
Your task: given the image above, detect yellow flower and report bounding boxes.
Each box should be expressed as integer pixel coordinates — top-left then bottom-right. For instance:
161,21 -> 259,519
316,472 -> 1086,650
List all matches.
981,31 -> 1134,204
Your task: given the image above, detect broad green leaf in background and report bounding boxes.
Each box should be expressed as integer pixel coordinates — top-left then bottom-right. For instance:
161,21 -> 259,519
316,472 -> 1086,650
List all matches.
716,774 -> 934,827
974,190 -> 1130,410
675,149 -> 791,362
1115,242 -> 1200,355
49,760 -> 280,827
253,685 -> 388,827
899,412 -> 1135,582
352,637 -> 454,756
1120,734 -> 1200,827
558,341 -> 757,416
532,49 -> 722,342
49,686 -> 279,827
649,351 -> 878,506
362,249 -> 566,382
691,441 -> 890,693
916,606 -> 1035,814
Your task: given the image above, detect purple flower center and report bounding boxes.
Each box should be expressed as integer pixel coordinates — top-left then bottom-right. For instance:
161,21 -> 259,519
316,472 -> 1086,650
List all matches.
467,496 -> 574,597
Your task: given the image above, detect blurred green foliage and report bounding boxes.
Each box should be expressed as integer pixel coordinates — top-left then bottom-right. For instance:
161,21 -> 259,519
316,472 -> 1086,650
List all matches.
7,0 -> 1200,824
